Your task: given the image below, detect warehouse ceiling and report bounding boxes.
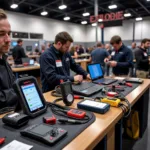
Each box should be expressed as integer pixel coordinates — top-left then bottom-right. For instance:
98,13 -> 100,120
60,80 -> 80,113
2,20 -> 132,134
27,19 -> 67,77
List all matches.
0,0 -> 150,24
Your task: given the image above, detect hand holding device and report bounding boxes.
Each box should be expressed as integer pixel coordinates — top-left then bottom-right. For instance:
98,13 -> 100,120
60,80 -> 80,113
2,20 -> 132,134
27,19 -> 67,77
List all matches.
109,61 -> 117,67
74,75 -> 83,83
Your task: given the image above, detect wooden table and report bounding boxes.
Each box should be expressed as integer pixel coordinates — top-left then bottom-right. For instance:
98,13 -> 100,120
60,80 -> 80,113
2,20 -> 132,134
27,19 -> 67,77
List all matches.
43,78 -> 150,150
28,55 -> 40,59
0,78 -> 149,150
75,59 -> 91,71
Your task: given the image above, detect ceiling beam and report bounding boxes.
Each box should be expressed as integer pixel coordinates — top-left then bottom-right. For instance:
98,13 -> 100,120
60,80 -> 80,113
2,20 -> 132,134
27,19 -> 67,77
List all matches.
82,0 -> 111,13
55,6 -> 93,18
22,2 -> 85,19
136,0 -> 150,14
28,0 -> 60,14
129,8 -> 139,16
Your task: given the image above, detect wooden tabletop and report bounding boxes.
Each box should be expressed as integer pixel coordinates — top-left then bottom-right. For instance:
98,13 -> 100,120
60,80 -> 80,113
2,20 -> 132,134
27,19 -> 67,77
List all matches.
75,59 -> 91,63
28,55 -> 40,59
0,78 -> 149,150
43,78 -> 150,150
77,53 -> 90,58
11,65 -> 40,72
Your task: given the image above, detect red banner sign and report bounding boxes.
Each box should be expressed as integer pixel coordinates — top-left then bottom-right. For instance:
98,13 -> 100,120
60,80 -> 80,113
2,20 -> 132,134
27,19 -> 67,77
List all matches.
90,11 -> 124,23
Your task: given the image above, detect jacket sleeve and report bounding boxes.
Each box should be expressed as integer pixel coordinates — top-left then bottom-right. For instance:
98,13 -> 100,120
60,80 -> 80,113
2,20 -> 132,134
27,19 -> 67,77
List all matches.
40,55 -> 74,86
117,50 -> 133,68
0,88 -> 18,108
20,48 -> 27,57
135,50 -> 149,64
69,55 -> 88,79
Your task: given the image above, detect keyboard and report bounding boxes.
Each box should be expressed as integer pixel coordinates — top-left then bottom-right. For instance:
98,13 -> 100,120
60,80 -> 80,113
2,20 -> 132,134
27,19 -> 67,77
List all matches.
94,78 -> 117,85
72,82 -> 104,96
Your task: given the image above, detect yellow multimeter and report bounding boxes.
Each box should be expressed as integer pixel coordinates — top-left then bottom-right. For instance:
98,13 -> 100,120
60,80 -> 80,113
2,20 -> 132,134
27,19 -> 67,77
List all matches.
100,97 -> 121,107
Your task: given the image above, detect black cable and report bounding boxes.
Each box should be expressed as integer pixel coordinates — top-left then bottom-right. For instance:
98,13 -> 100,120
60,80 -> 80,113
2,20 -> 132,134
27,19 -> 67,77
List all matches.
0,107 -> 15,115
47,102 -> 91,124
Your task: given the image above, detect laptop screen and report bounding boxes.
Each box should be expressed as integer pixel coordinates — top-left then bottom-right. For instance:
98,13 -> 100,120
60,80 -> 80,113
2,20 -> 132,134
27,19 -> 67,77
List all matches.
88,64 -> 103,80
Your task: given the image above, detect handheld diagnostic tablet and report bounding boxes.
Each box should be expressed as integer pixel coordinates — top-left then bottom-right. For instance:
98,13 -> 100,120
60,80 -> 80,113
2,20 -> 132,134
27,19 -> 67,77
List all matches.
13,76 -> 47,118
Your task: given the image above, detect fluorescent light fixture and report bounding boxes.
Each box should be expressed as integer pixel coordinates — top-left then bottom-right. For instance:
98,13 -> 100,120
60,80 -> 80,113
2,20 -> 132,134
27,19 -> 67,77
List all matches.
64,16 -> 70,21
81,21 -> 87,24
147,0 -> 150,1
41,11 -> 48,16
59,4 -> 67,10
136,17 -> 143,21
98,19 -> 103,22
124,13 -> 131,17
92,23 -> 97,26
10,4 -> 18,9
82,12 -> 90,16
108,4 -> 117,9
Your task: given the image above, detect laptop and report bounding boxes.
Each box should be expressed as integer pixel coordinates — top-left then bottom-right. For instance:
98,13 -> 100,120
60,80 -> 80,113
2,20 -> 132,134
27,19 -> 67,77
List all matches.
21,58 -> 35,66
88,63 -> 117,85
72,81 -> 104,97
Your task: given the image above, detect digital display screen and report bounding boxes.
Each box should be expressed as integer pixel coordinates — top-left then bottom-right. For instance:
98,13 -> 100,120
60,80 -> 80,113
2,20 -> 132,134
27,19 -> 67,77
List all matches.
31,124 -> 51,136
11,42 -> 17,47
88,64 -> 103,80
29,59 -> 34,65
21,83 -> 43,112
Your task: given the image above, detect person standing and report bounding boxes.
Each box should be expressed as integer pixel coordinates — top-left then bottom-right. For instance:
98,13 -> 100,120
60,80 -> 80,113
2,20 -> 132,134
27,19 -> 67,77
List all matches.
12,39 -> 27,64
104,35 -> 133,76
134,39 -> 150,78
0,9 -> 18,109
90,42 -> 110,70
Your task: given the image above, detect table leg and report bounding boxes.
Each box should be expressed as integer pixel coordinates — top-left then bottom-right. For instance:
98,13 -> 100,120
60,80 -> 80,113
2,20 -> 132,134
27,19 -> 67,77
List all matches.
107,127 -> 115,150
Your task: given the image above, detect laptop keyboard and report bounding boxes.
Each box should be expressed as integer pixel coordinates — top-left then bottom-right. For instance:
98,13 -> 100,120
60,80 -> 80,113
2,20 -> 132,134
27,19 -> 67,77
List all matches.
72,82 -> 104,96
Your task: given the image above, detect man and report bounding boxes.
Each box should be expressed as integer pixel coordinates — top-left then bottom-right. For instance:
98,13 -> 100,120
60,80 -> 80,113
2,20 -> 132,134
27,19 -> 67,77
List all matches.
77,45 -> 84,55
134,39 -> 150,78
105,44 -> 112,55
12,39 -> 27,64
0,9 -> 18,109
40,32 -> 90,92
131,42 -> 136,50
90,42 -> 110,69
104,35 -> 133,76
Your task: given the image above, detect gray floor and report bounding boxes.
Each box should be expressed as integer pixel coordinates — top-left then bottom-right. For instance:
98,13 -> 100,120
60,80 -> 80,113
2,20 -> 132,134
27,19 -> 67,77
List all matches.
123,93 -> 150,150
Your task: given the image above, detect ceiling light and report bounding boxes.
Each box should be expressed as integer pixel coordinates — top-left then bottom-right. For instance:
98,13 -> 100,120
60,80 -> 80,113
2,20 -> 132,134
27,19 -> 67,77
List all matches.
147,0 -> 150,1
136,17 -> 143,21
82,12 -> 90,16
81,21 -> 87,24
64,16 -> 70,21
59,4 -> 67,10
10,4 -> 18,9
108,4 -> 117,9
124,13 -> 131,17
92,23 -> 97,26
98,19 -> 103,22
41,11 -> 48,16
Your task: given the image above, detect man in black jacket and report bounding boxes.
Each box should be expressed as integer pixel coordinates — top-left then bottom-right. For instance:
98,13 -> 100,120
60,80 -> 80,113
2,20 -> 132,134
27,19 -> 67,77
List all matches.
40,32 -> 90,92
12,39 -> 27,64
134,39 -> 150,78
0,9 -> 18,109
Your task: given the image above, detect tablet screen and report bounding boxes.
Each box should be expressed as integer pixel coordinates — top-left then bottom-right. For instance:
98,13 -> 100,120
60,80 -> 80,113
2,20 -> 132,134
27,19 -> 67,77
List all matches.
21,83 -> 44,112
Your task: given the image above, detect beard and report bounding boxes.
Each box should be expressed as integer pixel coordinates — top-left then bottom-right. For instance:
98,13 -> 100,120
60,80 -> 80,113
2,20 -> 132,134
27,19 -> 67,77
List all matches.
0,44 -> 10,54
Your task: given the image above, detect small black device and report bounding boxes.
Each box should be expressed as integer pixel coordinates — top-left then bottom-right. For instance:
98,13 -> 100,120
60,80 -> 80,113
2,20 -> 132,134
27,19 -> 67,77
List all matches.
88,63 -> 117,85
72,81 -> 104,96
77,100 -> 110,114
125,78 -> 143,84
20,123 -> 67,145
60,81 -> 74,106
13,76 -> 47,118
2,112 -> 29,127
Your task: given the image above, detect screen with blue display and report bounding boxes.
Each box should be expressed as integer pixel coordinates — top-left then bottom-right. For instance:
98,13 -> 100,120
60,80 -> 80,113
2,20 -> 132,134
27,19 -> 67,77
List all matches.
88,64 -> 103,80
21,83 -> 43,112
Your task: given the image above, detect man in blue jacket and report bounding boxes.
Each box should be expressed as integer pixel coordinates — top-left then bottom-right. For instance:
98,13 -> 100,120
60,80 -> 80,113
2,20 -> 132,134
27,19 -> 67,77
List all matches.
40,32 -> 90,92
104,35 -> 133,76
